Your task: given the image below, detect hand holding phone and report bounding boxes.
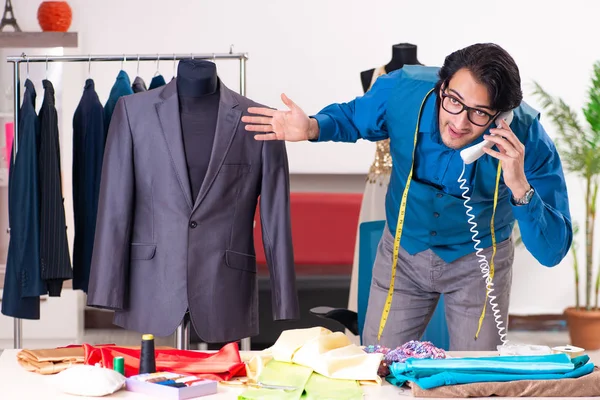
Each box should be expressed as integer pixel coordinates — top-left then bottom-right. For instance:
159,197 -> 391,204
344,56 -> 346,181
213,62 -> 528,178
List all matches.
460,111 -> 514,164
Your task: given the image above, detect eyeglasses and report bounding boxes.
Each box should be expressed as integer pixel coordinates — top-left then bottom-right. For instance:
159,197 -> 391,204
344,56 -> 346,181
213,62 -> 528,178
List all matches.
440,92 -> 497,127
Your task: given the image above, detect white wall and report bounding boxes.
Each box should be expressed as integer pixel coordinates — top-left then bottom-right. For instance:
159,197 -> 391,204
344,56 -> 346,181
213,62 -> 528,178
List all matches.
7,0 -> 600,315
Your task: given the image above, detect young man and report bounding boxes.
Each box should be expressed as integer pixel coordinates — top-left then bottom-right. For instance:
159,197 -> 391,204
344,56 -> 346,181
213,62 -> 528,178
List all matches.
242,43 -> 572,350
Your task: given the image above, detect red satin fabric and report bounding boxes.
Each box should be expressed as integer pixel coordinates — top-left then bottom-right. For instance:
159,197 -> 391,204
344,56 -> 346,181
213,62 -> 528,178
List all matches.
82,342 -> 246,380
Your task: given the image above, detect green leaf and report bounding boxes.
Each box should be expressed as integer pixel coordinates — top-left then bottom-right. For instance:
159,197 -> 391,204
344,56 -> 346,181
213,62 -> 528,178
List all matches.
531,62 -> 600,311
584,61 -> 600,133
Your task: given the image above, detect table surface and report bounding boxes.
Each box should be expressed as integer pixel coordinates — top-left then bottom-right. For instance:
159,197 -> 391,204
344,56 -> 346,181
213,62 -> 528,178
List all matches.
1,349 -> 598,400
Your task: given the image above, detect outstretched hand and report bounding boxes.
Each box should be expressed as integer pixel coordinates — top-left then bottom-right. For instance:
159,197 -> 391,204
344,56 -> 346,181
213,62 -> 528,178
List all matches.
242,93 -> 315,141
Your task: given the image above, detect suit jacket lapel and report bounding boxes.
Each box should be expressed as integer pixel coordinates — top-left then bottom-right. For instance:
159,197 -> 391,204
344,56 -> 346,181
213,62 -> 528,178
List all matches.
192,83 -> 241,213
155,80 -> 193,209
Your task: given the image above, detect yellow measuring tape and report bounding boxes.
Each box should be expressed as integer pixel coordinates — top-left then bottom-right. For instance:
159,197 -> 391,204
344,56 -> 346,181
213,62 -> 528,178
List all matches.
377,89 -> 501,342
475,161 -> 501,339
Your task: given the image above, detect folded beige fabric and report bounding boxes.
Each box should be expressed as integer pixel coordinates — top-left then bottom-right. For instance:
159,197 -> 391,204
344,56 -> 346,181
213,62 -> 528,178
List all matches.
246,327 -> 382,385
410,366 -> 600,398
17,347 -> 85,375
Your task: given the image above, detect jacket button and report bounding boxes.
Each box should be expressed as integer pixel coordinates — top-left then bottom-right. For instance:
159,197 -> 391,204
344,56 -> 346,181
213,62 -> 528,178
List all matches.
431,231 -> 437,236
436,193 -> 443,198
189,221 -> 198,228
433,212 -> 439,218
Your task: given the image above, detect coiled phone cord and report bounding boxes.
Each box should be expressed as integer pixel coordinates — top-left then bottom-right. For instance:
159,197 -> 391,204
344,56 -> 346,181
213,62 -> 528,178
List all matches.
457,161 -> 508,345
376,87 -> 508,346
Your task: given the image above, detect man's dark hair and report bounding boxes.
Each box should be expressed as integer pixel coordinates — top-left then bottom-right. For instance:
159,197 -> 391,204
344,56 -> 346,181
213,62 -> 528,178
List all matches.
434,43 -> 523,113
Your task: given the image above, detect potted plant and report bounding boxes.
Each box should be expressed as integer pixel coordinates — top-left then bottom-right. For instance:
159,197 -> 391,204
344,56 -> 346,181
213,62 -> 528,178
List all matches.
532,61 -> 600,350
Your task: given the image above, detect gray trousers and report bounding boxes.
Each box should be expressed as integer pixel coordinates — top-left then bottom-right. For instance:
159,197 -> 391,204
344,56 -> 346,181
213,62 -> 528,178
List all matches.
362,226 -> 514,351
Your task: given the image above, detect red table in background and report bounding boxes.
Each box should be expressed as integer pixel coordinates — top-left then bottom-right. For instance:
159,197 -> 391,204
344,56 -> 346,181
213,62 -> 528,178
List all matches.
253,192 -> 363,275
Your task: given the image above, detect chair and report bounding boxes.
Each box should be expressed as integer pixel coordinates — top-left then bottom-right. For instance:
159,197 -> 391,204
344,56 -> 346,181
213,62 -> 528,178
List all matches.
311,220 -> 450,350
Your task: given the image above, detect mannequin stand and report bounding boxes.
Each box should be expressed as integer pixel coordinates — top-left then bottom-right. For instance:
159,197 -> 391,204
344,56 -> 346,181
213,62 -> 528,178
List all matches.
176,317 -> 191,350
175,318 -> 251,351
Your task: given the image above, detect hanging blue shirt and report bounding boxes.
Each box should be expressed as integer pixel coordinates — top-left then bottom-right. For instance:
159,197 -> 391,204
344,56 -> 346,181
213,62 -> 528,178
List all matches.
312,65 -> 572,266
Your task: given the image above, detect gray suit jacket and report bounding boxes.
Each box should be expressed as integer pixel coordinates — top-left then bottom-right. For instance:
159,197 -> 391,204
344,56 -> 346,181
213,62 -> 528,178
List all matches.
87,79 -> 299,342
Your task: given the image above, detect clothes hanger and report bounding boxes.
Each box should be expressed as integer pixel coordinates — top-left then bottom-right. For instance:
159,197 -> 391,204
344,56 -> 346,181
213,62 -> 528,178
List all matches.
154,54 -> 161,77
172,53 -> 176,78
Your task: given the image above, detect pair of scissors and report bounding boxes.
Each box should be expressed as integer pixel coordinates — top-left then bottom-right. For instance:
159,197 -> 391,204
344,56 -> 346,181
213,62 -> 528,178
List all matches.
247,382 -> 298,391
220,379 -> 298,391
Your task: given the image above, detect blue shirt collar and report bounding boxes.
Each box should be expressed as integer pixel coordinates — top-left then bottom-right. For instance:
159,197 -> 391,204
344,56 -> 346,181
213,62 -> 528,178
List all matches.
419,94 -> 442,144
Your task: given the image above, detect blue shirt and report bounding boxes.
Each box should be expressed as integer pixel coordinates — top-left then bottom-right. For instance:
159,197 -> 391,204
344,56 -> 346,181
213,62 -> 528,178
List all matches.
312,65 -> 572,266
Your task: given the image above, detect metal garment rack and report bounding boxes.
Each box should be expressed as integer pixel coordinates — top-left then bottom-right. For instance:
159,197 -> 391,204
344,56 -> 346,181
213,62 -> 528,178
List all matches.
6,50 -> 251,352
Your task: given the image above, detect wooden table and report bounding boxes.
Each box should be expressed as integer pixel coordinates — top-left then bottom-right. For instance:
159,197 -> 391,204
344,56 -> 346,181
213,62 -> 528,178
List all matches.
1,349 -> 598,399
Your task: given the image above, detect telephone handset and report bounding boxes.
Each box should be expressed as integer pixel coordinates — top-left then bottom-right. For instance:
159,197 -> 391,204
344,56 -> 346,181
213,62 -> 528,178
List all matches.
460,110 -> 514,164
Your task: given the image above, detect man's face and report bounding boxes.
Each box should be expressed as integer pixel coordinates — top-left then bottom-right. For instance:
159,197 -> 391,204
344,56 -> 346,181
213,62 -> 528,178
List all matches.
438,68 -> 497,150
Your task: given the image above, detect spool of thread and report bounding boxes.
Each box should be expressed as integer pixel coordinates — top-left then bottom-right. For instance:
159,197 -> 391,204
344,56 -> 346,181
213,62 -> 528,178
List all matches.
139,334 -> 156,374
552,345 -> 585,358
113,356 -> 125,375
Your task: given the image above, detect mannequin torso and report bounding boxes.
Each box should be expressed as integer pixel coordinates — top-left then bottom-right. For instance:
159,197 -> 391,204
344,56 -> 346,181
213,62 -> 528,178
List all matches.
360,43 -> 421,93
177,59 -> 220,202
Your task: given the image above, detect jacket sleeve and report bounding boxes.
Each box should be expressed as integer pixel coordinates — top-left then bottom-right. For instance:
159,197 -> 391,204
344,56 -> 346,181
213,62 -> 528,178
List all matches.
512,118 -> 573,267
87,97 -> 134,310
310,70 -> 400,143
260,139 -> 300,320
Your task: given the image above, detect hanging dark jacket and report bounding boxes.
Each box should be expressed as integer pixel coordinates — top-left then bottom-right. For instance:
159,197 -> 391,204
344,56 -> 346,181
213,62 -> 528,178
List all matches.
148,74 -> 166,90
72,79 -> 105,293
1,79 -> 45,319
38,79 -> 72,296
132,76 -> 147,93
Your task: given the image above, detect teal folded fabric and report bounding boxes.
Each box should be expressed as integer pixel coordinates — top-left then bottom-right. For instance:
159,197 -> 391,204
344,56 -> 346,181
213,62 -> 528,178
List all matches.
387,354 -> 594,390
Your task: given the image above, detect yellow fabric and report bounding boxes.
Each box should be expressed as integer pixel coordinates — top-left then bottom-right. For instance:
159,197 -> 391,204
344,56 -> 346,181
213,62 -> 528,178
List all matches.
246,327 -> 383,385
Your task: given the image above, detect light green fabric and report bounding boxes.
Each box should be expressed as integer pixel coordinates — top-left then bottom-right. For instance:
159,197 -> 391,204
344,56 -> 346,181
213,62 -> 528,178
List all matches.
301,372 -> 363,400
238,359 -> 364,400
239,388 -> 299,400
238,360 -> 312,400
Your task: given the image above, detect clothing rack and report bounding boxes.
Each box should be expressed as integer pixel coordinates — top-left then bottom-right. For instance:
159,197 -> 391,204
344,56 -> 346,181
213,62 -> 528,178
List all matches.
5,50 -> 251,352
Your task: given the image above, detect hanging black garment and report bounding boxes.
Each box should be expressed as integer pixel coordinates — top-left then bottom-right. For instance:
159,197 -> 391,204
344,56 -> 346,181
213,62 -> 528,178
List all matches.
72,78 -> 105,293
38,79 -> 72,296
1,79 -> 45,319
132,76 -> 147,93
